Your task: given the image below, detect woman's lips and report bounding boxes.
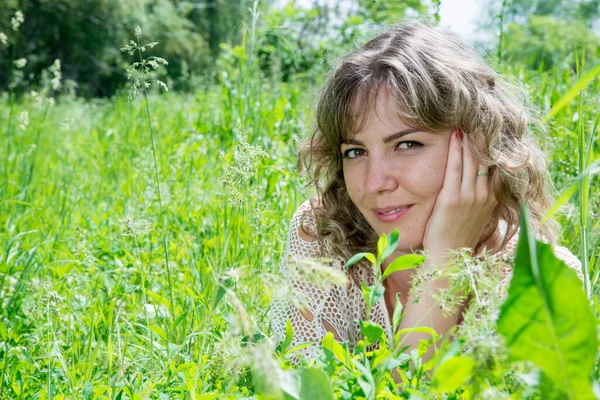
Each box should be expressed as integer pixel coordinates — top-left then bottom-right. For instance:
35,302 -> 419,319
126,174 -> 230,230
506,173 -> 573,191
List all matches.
374,205 -> 413,223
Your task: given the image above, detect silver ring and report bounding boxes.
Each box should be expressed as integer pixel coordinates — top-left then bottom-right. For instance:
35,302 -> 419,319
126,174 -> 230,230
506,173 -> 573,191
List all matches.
477,171 -> 489,176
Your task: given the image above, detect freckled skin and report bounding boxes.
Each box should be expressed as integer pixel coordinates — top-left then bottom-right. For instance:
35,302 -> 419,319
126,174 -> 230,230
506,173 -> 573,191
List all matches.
341,89 -> 453,254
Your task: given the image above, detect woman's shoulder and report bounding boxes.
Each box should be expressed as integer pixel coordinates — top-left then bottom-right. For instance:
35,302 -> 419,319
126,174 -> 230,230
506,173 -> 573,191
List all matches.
286,198 -> 325,258
498,222 -> 585,284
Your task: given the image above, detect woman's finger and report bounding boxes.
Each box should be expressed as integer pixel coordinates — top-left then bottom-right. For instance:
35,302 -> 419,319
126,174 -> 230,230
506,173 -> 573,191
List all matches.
475,163 -> 490,200
442,130 -> 463,197
473,134 -> 492,202
461,131 -> 478,197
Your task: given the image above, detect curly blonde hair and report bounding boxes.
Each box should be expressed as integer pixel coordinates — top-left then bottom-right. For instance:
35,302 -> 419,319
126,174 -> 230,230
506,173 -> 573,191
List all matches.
299,21 -> 557,261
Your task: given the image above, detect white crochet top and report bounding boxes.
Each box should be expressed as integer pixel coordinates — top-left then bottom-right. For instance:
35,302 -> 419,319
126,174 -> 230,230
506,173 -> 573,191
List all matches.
269,200 -> 585,361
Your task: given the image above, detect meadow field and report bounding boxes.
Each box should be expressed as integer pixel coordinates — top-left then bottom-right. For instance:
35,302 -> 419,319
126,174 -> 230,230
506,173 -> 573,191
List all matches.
1,4 -> 600,399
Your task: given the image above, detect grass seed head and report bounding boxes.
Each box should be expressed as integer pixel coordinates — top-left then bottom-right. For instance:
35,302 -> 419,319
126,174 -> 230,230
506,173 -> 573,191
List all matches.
11,11 -> 24,32
119,215 -> 153,237
28,279 -> 63,317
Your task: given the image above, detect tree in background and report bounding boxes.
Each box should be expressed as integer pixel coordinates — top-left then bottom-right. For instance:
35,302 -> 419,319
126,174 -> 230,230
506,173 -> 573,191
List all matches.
254,0 -> 428,83
0,0 -> 265,97
488,0 -> 600,69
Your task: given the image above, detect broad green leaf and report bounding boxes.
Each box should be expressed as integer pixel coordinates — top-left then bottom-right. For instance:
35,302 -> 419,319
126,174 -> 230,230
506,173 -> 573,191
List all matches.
430,356 -> 474,394
145,290 -> 170,309
542,62 -> 600,123
346,252 -> 376,269
381,228 -> 400,261
382,254 -> 426,281
360,320 -> 385,346
361,282 -> 385,310
322,332 -> 348,365
282,367 -> 335,400
497,205 -> 597,399
377,233 -> 388,260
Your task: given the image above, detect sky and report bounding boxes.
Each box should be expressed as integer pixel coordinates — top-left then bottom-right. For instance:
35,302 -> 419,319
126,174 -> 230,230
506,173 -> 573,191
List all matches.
276,0 -> 485,42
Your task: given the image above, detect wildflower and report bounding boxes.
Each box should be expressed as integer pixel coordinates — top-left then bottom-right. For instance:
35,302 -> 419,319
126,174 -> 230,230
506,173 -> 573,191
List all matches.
139,303 -> 169,319
119,215 -> 153,237
28,279 -> 63,316
17,111 -> 29,131
14,58 -> 26,69
218,129 -> 268,204
0,32 -> 7,45
11,11 -> 24,32
49,59 -> 62,90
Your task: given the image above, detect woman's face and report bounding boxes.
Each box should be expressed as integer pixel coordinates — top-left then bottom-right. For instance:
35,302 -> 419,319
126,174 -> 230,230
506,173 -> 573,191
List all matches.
341,89 -> 453,254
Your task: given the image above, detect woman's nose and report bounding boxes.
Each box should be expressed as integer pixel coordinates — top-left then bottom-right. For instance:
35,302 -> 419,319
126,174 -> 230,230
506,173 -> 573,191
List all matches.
364,157 -> 397,194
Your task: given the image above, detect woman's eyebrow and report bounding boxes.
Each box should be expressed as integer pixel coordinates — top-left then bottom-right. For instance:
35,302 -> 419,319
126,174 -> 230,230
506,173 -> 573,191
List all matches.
342,128 -> 421,146
382,128 -> 421,143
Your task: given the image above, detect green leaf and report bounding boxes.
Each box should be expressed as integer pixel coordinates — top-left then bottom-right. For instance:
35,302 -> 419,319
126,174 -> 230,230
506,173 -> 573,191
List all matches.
282,367 -> 335,400
360,321 -> 385,346
382,254 -> 426,281
346,252 -> 376,269
497,205 -> 597,399
377,233 -> 388,260
430,356 -> 474,393
0,319 -> 7,341
361,282 -> 385,310
542,62 -> 600,123
281,319 -> 294,353
354,359 -> 376,400
392,293 -> 404,332
322,332 -> 348,365
381,228 -> 400,261
542,156 -> 600,223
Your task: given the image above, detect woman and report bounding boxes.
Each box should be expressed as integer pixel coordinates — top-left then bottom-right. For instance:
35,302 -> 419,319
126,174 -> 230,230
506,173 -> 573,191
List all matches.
270,21 -> 583,362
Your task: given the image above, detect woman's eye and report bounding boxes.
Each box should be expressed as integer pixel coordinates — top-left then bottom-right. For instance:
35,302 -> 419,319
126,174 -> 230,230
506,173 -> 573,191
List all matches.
395,141 -> 422,150
343,148 -> 366,159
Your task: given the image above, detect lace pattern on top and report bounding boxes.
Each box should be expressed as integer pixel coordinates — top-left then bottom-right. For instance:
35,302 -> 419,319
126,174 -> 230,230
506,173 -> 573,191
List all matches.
269,200 -> 585,362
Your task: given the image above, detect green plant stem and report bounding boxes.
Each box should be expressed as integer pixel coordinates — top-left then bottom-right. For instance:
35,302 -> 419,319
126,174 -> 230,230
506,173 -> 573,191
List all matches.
0,340 -> 8,398
22,102 -> 50,202
134,234 -> 154,362
3,41 -> 17,197
47,304 -> 52,399
135,39 -> 176,323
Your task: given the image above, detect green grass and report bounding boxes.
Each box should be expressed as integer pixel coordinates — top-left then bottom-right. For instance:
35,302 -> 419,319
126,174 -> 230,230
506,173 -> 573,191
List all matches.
0,35 -> 599,400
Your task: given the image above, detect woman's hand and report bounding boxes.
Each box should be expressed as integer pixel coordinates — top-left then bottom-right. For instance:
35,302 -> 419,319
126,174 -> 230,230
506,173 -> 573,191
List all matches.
422,129 -> 498,261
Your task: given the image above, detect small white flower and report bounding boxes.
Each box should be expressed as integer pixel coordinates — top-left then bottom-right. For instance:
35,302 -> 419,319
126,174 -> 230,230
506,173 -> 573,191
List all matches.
49,59 -> 62,90
14,58 -> 26,69
17,111 -> 29,131
0,32 -> 8,45
11,11 -> 24,32
140,303 -> 169,319
156,80 -> 168,91
135,25 -> 142,38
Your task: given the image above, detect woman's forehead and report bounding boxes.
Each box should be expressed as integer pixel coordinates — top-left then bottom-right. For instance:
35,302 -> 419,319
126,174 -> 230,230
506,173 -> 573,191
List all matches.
345,87 -> 413,140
